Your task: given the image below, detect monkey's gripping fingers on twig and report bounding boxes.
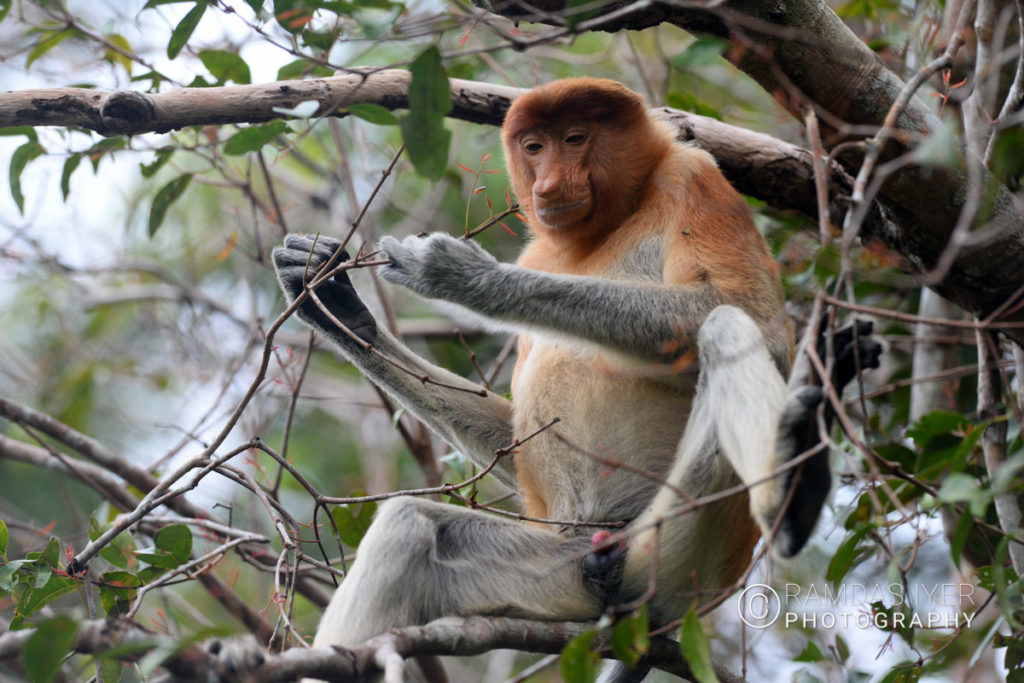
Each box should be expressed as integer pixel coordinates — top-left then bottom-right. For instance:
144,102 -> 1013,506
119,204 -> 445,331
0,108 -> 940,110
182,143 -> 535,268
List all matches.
273,234 -> 378,344
378,232 -> 499,303
820,318 -> 883,393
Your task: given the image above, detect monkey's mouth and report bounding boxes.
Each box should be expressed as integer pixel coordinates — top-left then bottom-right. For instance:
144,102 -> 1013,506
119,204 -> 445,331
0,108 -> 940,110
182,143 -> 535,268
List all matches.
535,198 -> 588,217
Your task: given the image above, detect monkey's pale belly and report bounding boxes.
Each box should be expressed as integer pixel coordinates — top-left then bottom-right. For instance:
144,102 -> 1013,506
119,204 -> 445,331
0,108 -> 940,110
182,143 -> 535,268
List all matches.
512,344 -> 695,524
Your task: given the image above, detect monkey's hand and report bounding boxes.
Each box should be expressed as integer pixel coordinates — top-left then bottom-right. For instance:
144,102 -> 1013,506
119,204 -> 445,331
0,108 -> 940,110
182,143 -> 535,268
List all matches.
273,234 -> 378,345
378,233 -> 499,305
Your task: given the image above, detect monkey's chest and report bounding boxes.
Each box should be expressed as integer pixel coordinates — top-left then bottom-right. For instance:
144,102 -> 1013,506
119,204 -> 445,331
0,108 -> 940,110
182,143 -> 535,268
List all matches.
511,340 -> 693,525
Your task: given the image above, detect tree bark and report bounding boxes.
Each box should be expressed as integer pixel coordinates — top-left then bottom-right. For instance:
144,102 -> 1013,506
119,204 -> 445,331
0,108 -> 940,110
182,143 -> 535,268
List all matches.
0,70 -> 865,251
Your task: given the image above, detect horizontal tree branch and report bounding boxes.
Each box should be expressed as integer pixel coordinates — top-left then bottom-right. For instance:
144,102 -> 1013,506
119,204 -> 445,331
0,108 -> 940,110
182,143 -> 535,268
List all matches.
0,616 -> 741,682
0,69 -> 865,254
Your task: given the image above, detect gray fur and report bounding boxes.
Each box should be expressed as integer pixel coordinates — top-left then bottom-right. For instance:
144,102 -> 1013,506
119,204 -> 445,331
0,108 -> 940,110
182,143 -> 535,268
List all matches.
270,233 -> 844,682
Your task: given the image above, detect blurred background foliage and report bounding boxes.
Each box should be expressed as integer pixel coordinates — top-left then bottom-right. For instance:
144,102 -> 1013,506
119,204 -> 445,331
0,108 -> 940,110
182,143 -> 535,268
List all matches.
0,0 -> 1021,681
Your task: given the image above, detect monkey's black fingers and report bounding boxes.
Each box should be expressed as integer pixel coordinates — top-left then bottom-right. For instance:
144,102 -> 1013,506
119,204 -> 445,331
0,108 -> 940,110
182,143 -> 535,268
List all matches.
273,236 -> 378,344
830,320 -> 882,392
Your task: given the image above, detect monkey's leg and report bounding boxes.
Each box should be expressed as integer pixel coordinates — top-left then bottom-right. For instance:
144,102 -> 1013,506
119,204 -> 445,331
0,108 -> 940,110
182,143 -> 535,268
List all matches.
606,306 -> 783,616
311,497 -> 602,656
621,306 -> 881,597
274,235 -> 518,489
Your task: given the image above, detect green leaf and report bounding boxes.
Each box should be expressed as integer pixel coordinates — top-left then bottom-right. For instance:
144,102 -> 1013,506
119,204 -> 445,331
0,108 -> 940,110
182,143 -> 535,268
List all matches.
148,173 -> 193,237
26,29 -> 75,70
9,140 -> 44,213
274,0 -> 314,33
276,58 -> 333,80
0,126 -> 39,142
672,36 -> 729,70
103,33 -> 134,75
795,640 -> 826,662
155,524 -> 192,564
135,550 -> 181,569
826,527 -> 871,587
60,155 -> 81,200
199,49 -> 251,84
400,46 -> 452,180
949,509 -> 973,567
223,120 -> 288,155
99,570 -> 140,616
0,518 -> 7,560
301,27 -> 340,51
0,559 -> 28,591
878,662 -> 921,683
167,2 -> 206,59
40,537 -> 61,568
680,608 -> 718,683
332,499 -> 377,547
85,137 -> 127,172
20,573 -> 78,617
24,616 -> 78,683
938,473 -> 981,504
140,148 -> 174,179
99,536 -> 136,570
0,0 -> 11,22
611,604 -> 649,668
559,629 -> 599,683
349,103 -> 398,126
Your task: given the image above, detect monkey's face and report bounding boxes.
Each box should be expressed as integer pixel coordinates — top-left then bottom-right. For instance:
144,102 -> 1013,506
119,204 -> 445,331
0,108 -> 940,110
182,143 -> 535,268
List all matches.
515,126 -> 595,230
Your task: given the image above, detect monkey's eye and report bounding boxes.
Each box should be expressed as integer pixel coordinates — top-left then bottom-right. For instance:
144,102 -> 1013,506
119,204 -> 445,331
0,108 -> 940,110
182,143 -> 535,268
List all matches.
564,132 -> 587,145
523,140 -> 544,153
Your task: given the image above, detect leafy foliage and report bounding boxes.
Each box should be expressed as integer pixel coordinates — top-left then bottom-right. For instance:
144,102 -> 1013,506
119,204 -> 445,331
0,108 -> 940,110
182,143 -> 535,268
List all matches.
0,0 -> 1023,681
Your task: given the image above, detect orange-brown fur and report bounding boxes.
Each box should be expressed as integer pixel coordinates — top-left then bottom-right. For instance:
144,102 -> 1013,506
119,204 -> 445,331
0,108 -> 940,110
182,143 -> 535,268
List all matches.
503,80 -> 789,560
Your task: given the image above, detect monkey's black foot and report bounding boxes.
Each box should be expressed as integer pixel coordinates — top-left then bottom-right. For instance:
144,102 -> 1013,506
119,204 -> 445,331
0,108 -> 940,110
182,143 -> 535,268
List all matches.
824,318 -> 883,392
772,317 -> 882,558
583,530 -> 627,599
273,234 -> 378,344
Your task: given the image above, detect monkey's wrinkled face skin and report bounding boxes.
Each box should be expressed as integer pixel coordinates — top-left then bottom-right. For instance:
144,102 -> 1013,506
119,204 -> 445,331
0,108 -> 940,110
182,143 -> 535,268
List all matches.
518,126 -> 595,229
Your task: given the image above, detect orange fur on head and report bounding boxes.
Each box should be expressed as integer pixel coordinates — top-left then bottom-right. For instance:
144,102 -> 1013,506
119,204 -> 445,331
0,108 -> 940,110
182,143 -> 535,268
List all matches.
502,78 -> 675,255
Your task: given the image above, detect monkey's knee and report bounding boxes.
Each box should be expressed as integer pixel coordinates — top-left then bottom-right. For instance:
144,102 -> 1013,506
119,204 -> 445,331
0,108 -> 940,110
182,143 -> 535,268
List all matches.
696,305 -> 769,367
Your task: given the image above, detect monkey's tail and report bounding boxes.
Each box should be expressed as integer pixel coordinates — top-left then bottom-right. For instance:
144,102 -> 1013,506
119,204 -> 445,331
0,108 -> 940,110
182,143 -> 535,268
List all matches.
596,661 -> 652,683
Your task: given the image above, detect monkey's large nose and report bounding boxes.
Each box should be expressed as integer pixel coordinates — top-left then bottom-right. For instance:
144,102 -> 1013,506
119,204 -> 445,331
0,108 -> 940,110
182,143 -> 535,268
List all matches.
532,172 -> 561,199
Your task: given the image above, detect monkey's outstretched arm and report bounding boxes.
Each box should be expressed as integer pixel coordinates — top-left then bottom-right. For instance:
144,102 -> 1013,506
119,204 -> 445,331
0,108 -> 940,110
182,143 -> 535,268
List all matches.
274,235 -> 517,490
379,233 -> 728,364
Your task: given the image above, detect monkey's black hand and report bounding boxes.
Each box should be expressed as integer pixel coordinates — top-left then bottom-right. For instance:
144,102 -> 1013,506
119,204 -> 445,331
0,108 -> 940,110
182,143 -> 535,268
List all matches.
273,234 -> 378,345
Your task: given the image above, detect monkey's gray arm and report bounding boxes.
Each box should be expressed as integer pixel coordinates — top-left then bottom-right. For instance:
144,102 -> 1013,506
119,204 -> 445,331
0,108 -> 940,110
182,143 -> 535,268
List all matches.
379,233 -> 732,364
274,235 -> 517,490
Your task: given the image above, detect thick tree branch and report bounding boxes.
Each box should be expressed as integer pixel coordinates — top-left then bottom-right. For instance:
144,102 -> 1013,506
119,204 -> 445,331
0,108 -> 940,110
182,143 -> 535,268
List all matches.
0,70 -> 868,260
0,616 -> 741,682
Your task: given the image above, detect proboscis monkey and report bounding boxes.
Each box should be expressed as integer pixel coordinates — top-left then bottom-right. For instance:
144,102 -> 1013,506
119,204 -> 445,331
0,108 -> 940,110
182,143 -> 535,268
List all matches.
270,78 -> 880,681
